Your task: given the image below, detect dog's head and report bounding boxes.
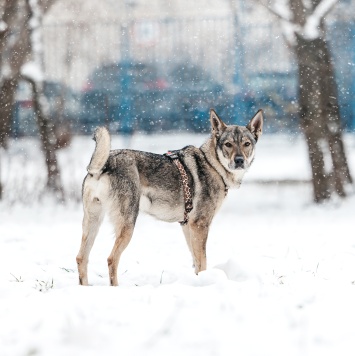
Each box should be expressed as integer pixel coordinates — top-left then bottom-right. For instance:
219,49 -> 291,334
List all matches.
210,109 -> 263,172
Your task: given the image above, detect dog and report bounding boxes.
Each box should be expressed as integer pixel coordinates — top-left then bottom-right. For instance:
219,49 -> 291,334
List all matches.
76,109 -> 263,286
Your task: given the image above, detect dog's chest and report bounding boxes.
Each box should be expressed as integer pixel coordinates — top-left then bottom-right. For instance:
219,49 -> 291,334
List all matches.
139,195 -> 152,213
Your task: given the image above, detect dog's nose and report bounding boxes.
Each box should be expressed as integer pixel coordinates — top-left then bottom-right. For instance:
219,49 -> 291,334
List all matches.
234,156 -> 244,167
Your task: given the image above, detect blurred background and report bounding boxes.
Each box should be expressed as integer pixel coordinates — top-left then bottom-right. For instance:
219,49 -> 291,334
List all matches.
12,0 -> 355,135
0,0 -> 354,203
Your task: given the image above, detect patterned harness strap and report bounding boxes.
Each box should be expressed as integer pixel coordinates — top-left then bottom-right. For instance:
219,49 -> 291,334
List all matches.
165,151 -> 193,225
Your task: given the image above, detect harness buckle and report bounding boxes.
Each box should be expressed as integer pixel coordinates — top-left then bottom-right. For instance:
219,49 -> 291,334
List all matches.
165,151 -> 179,160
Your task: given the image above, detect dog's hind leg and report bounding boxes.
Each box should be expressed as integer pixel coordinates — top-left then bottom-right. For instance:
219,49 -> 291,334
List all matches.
76,199 -> 104,286
188,221 -> 209,274
107,208 -> 138,286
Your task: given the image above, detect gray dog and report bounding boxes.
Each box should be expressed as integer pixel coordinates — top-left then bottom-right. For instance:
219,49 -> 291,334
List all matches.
76,109 -> 263,286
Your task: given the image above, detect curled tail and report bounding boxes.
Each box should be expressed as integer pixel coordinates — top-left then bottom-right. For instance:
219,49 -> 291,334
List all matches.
87,127 -> 111,177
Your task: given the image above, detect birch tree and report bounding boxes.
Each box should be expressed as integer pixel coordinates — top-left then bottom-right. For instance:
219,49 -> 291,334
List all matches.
258,0 -> 353,202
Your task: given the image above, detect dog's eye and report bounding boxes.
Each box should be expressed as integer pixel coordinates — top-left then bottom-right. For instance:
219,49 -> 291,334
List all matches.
225,142 -> 232,148
244,142 -> 251,147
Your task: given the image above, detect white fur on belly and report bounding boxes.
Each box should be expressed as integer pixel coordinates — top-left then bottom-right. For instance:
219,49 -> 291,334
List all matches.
139,194 -> 182,222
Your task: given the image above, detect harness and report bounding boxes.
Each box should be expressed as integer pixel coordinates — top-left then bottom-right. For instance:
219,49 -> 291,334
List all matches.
165,151 -> 193,225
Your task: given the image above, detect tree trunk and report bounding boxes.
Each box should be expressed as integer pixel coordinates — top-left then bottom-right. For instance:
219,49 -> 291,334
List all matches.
0,78 -> 18,148
0,148 -> 2,199
320,39 -> 353,191
0,0 -> 30,199
295,35 -> 352,202
296,36 -> 329,202
26,77 -> 64,200
24,0 -> 64,201
0,0 -> 31,148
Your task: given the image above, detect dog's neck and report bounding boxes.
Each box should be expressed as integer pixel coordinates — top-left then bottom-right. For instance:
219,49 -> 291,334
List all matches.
200,136 -> 245,189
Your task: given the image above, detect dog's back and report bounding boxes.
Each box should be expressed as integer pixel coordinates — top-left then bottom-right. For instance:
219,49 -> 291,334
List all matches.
83,127 -> 187,223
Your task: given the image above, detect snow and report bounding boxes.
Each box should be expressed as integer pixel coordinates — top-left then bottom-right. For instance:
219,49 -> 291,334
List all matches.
301,0 -> 336,41
303,0 -> 338,40
310,0 -> 338,24
302,0 -> 338,40
269,0 -> 292,21
1,132 -> 355,356
0,20 -> 7,32
0,62 -> 12,82
21,61 -> 44,83
269,0 -> 338,42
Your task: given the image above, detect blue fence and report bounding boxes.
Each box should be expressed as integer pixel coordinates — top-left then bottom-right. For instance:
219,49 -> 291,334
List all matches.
328,21 -> 355,130
12,17 -> 355,135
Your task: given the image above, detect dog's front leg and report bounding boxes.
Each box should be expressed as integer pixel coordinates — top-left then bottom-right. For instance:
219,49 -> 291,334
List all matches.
181,225 -> 193,264
188,221 -> 209,274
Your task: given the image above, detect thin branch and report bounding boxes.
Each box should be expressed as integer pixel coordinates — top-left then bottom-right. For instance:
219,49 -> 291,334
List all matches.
312,0 -> 338,22
257,0 -> 298,46
302,0 -> 338,39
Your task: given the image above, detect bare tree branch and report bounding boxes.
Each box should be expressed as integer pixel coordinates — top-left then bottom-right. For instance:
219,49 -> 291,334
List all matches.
311,0 -> 338,23
256,0 -> 299,46
302,0 -> 338,39
24,0 -> 63,199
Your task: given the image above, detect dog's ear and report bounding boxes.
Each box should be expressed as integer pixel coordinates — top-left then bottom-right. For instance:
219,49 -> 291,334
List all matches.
247,110 -> 263,142
210,109 -> 226,137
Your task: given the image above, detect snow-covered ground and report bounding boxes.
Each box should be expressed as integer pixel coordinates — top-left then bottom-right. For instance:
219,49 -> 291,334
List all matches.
1,132 -> 355,356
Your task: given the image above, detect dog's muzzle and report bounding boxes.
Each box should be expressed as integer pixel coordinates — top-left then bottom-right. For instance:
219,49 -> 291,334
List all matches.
234,156 -> 245,169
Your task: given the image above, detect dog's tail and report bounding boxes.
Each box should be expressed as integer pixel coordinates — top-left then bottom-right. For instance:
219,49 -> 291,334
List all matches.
87,127 -> 111,177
